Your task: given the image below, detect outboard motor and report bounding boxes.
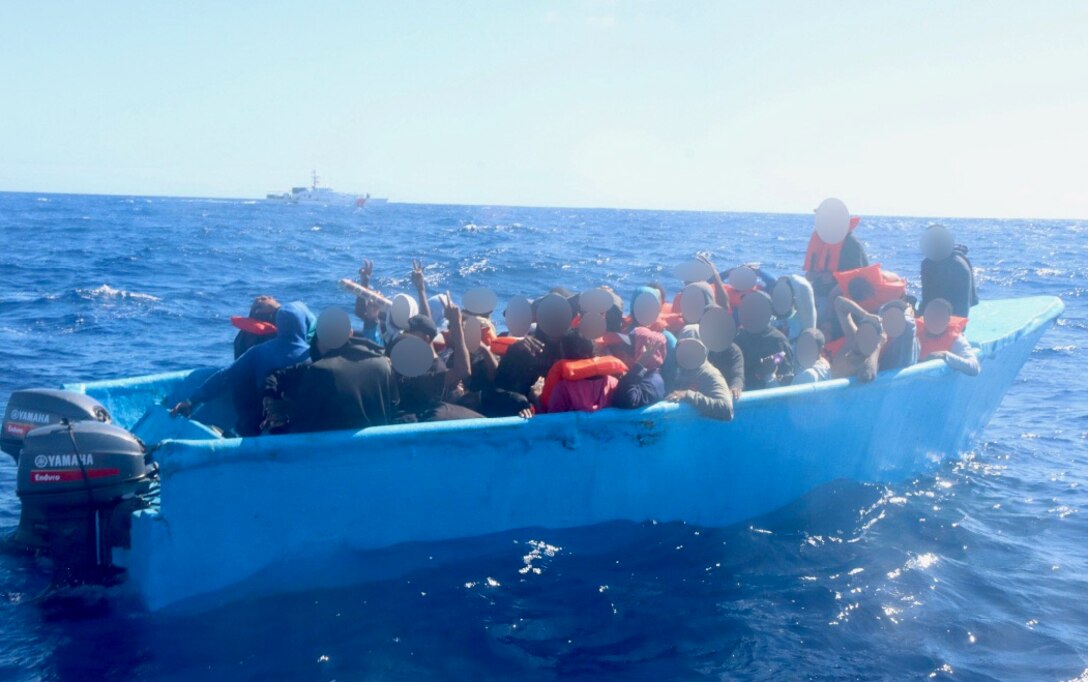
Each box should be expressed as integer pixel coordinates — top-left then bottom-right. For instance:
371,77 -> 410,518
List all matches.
14,420 -> 153,585
2,389 -> 111,462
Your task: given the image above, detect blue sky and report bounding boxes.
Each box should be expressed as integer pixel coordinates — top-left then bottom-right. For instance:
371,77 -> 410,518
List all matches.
1,1 -> 1085,218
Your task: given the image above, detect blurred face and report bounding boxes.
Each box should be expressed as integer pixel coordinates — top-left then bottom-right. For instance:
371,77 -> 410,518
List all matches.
924,301 -> 952,335
771,278 -> 794,316
855,321 -> 882,356
796,334 -> 820,369
881,306 -> 907,338
739,294 -> 772,333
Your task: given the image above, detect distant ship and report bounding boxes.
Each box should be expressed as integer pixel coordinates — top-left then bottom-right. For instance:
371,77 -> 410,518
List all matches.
265,171 -> 388,207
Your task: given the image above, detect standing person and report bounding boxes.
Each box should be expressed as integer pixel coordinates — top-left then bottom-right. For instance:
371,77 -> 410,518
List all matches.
920,224 -> 978,317
171,301 -> 314,436
804,198 -> 869,325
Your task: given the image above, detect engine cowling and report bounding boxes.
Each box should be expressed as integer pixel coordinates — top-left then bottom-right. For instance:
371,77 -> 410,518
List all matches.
2,389 -> 110,461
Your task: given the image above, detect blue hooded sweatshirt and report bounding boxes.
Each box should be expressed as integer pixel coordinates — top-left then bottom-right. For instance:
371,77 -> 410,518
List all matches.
191,302 -> 314,406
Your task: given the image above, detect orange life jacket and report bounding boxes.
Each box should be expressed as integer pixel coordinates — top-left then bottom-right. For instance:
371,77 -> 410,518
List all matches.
832,264 -> 907,313
489,335 -> 520,357
916,316 -> 968,360
539,356 -> 629,413
804,216 -> 861,273
231,316 -> 277,336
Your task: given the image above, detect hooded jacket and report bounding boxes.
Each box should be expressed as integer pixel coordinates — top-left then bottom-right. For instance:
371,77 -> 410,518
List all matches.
674,361 -> 734,421
191,302 -> 314,407
920,245 -> 978,317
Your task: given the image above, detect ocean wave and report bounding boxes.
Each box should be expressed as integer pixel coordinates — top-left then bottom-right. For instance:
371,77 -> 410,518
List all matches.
77,284 -> 161,302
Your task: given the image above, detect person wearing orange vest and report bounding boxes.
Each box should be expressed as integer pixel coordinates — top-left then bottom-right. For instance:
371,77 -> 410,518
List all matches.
544,330 -> 622,414
917,298 -> 980,376
804,198 -> 869,328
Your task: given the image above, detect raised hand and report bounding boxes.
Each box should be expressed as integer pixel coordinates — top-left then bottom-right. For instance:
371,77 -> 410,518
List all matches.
411,259 -> 427,292
358,259 -> 374,287
442,290 -> 462,329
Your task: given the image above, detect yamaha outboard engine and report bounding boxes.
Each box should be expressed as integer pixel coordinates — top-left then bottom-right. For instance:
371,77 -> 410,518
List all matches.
2,389 -> 111,461
16,421 -> 153,585
3,389 -> 152,585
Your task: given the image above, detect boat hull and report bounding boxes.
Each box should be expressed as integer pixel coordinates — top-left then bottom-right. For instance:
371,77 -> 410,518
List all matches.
67,296 -> 1062,611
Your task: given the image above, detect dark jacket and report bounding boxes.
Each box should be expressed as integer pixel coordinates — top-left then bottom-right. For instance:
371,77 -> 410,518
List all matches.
921,245 -> 978,317
613,366 -> 666,410
735,327 -> 794,389
265,337 -> 396,433
494,329 -> 562,397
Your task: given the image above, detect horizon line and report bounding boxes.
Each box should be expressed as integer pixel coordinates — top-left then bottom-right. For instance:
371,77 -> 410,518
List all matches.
0,189 -> 1083,224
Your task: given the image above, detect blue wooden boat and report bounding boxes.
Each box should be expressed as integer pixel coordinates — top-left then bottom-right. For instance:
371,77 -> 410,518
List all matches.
56,296 -> 1061,611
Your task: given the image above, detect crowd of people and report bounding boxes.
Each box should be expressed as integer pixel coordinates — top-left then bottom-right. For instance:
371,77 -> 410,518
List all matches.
171,199 -> 982,436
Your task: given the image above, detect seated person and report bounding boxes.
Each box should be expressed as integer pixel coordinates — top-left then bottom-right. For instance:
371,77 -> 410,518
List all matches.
666,338 -> 734,421
877,299 -> 919,372
232,295 -> 281,359
613,327 -> 667,409
263,307 -> 396,433
351,259 -> 387,346
770,275 -> 816,344
488,293 -> 571,416
734,291 -> 794,389
700,304 -> 745,401
792,328 -> 830,384
172,302 -> 313,436
920,224 -> 978,317
544,329 -> 623,413
829,296 -> 884,383
390,305 -> 483,422
917,298 -> 980,376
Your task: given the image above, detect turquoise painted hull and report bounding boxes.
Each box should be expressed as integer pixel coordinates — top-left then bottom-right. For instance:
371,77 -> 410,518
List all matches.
66,296 -> 1063,611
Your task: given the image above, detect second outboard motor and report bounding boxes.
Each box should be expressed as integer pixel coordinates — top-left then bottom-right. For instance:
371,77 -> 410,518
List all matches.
16,421 -> 153,585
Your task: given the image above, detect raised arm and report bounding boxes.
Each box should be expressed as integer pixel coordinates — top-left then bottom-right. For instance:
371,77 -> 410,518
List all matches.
441,293 -> 472,389
411,259 -> 432,321
697,255 -> 731,312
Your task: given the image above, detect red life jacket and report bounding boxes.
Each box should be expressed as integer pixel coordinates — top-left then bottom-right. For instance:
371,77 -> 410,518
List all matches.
539,356 -> 629,413
804,216 -> 861,273
832,264 -> 907,313
489,336 -> 520,357
916,316 -> 968,359
231,316 -> 277,336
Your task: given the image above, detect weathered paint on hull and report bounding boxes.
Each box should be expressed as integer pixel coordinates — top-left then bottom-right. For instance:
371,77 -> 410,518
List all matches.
69,296 -> 1062,611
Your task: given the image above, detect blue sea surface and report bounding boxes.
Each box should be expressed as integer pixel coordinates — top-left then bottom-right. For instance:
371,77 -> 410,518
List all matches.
0,192 -> 1084,681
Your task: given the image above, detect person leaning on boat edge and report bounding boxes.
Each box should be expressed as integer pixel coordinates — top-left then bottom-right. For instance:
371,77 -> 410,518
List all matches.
170,301 -> 314,436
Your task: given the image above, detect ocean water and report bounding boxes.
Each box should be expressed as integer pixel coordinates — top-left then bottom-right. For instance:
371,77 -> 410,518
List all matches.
0,191 -> 1084,681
